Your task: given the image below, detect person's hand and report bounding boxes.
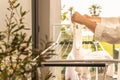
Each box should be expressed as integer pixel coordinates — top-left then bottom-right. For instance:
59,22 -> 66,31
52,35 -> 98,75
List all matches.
71,12 -> 85,24
71,12 -> 97,33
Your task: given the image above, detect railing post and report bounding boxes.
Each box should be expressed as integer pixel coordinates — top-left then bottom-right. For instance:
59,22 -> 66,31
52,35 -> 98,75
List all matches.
117,49 -> 120,80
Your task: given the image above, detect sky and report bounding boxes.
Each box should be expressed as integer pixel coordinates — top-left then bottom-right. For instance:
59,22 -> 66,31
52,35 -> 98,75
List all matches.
61,0 -> 120,17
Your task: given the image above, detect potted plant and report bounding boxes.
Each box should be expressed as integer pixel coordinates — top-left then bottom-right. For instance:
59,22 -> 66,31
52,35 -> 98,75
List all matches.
89,4 -> 102,17
0,0 -> 54,80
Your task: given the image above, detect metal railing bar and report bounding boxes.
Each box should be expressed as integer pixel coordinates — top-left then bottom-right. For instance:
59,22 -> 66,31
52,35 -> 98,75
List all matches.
62,41 -> 71,54
33,31 -> 62,61
41,62 -> 105,67
44,59 -> 120,63
41,59 -> 120,67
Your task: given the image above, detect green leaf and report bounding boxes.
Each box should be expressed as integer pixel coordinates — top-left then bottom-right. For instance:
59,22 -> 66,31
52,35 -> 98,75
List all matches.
14,3 -> 20,8
20,6 -> 23,15
12,25 -> 24,33
11,24 -> 17,29
20,7 -> 27,17
45,71 -> 52,80
21,11 -> 27,17
27,36 -> 32,47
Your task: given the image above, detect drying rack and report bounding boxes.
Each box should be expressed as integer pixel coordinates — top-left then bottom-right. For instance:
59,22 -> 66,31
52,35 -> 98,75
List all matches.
34,24 -> 120,80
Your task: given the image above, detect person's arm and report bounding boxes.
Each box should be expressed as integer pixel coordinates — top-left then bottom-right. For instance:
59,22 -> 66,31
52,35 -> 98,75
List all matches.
84,14 -> 101,23
95,17 -> 120,44
72,12 -> 120,44
95,23 -> 120,44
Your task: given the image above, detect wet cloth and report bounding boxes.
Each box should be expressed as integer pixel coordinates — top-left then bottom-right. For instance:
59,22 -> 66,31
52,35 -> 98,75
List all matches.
65,23 -> 115,80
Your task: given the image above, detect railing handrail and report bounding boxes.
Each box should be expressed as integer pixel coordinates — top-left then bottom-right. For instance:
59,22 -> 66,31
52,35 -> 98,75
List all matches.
44,59 -> 120,63
41,59 -> 120,67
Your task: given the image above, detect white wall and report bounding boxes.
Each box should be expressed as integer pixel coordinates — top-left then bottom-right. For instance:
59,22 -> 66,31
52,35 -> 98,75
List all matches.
38,0 -> 61,42
38,0 -> 61,80
38,0 -> 50,41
